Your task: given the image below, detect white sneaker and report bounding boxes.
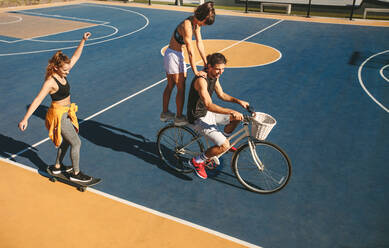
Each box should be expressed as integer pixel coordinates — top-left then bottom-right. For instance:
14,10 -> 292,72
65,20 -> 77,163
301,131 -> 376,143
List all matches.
160,111 -> 175,122
174,115 -> 188,126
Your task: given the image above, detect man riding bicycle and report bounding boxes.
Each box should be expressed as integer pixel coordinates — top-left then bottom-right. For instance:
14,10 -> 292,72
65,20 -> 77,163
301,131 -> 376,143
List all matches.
187,52 -> 250,179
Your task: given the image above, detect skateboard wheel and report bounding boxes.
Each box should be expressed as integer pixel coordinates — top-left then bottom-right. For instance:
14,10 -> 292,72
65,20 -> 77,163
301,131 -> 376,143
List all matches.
78,187 -> 86,192
49,177 -> 56,182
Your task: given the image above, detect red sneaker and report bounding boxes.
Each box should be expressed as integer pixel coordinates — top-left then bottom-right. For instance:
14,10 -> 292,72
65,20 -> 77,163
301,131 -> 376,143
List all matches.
189,158 -> 207,179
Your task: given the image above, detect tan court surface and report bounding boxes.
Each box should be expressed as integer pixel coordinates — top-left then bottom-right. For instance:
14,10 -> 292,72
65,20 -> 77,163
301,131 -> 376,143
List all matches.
0,12 -> 97,39
0,159 -> 252,248
162,40 -> 281,68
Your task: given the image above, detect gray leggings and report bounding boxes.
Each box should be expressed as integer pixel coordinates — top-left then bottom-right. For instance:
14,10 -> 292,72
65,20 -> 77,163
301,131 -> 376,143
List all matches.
55,114 -> 81,174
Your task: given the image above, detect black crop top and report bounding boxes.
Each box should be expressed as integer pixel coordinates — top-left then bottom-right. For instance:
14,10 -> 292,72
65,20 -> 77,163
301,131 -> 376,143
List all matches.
173,17 -> 194,45
50,77 -> 70,101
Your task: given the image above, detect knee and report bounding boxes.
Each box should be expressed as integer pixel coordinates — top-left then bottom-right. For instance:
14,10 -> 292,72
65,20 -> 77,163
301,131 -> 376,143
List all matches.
219,139 -> 230,152
176,82 -> 185,91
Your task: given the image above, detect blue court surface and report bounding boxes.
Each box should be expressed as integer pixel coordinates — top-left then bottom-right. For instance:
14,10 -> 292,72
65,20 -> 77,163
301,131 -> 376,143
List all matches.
1,2 -> 389,247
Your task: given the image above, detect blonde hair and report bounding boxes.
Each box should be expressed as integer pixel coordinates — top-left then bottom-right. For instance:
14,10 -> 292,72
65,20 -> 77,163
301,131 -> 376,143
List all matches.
45,51 -> 71,80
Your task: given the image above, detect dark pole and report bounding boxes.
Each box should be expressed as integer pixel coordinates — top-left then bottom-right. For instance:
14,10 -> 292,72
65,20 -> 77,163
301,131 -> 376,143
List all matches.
349,0 -> 357,20
245,0 -> 248,13
306,0 -> 312,17
149,0 -> 151,5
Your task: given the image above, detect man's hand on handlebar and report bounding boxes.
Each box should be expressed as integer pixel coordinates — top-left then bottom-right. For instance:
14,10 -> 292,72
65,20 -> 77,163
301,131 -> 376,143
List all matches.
230,110 -> 244,121
238,100 -> 250,110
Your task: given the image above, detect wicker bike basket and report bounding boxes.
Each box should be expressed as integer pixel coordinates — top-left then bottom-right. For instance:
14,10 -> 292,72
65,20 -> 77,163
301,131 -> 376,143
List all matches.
251,112 -> 276,140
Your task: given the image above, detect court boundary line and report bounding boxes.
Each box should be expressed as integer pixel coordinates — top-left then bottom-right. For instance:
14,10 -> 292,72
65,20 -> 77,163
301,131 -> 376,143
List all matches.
14,9 -> 109,24
358,50 -> 389,113
0,10 -> 110,43
0,23 -> 104,44
8,19 -> 283,160
29,24 -> 118,43
380,64 -> 389,82
0,156 -> 262,248
0,8 -> 118,44
0,14 -> 22,25
0,4 -> 150,55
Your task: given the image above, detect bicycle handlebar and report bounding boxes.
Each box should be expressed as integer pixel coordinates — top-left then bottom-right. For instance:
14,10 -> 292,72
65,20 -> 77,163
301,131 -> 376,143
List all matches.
243,106 -> 256,123
246,106 -> 255,115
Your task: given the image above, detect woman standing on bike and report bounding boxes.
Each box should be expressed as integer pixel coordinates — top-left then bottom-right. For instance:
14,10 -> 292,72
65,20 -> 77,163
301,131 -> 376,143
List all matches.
161,1 -> 215,126
19,32 -> 92,183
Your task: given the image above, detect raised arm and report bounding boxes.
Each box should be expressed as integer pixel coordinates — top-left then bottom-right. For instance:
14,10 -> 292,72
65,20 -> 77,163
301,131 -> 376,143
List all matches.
69,32 -> 91,69
19,79 -> 55,131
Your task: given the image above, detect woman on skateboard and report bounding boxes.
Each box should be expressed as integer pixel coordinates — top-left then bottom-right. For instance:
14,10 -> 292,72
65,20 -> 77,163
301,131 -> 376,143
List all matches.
19,32 -> 92,183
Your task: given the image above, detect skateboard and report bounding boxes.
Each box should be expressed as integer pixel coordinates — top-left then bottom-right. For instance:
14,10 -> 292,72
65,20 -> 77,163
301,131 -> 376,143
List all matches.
46,167 -> 101,192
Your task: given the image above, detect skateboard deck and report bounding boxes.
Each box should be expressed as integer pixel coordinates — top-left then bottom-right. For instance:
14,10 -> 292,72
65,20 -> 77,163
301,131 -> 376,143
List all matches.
46,167 -> 101,192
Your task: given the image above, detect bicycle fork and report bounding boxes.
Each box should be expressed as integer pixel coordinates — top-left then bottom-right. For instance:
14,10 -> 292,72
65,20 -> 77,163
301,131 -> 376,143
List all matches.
248,138 -> 264,171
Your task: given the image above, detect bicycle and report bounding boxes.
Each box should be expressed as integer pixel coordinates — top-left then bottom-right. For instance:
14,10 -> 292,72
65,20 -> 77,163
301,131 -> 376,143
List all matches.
156,108 -> 291,194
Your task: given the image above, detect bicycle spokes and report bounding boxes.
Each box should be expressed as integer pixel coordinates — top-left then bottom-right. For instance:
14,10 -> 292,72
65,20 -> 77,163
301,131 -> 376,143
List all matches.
232,140 -> 291,194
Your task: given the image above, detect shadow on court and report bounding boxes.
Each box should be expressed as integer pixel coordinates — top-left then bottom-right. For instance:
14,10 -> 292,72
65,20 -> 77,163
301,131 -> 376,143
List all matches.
29,105 -> 250,190
206,158 -> 248,191
0,133 -> 48,171
31,105 -> 192,181
348,51 -> 389,68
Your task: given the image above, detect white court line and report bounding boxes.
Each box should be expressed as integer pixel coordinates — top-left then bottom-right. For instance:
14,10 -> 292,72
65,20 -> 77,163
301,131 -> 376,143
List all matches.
380,64 -> 389,83
358,50 -> 389,113
15,10 -> 109,24
219,19 -> 283,53
0,4 -> 149,55
3,23 -> 113,44
0,156 -> 262,248
1,10 -> 111,44
8,79 -> 165,160
0,14 -> 22,24
29,24 -> 119,43
8,19 -> 283,160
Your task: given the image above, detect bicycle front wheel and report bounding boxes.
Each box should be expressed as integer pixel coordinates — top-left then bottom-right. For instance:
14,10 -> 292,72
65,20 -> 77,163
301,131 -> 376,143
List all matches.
157,124 -> 204,173
232,140 -> 291,194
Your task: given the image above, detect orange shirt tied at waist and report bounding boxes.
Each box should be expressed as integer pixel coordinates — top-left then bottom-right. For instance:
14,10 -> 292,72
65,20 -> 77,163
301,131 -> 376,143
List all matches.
45,102 -> 79,147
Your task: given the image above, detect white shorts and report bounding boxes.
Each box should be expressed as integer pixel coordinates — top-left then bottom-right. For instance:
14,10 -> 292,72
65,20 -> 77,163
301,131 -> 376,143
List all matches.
163,47 -> 187,74
194,111 -> 230,147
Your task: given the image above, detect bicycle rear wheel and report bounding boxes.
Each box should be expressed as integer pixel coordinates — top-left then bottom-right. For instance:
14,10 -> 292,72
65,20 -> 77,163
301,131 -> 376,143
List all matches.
232,140 -> 291,194
157,124 -> 204,173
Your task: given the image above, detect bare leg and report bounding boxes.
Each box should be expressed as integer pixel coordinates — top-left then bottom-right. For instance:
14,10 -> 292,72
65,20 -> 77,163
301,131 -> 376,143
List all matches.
164,73 -> 186,117
163,73 -> 176,113
206,118 -> 241,157
205,139 -> 230,158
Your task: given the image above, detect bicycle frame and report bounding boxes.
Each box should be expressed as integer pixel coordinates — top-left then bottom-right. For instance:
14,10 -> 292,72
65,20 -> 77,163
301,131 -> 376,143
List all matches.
178,120 -> 264,170
157,112 -> 291,193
